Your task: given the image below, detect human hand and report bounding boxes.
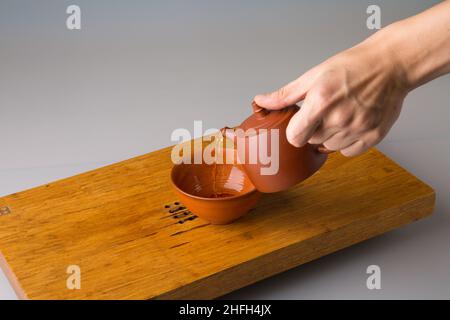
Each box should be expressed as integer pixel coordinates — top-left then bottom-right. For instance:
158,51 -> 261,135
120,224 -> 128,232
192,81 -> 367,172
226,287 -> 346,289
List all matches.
254,29 -> 409,157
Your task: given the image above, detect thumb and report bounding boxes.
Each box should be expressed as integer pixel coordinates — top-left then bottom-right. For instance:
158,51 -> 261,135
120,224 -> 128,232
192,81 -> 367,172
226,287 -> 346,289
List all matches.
253,69 -> 315,110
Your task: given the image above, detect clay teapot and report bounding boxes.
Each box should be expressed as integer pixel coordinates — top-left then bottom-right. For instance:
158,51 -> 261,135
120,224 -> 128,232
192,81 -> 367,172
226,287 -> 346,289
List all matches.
221,102 -> 332,193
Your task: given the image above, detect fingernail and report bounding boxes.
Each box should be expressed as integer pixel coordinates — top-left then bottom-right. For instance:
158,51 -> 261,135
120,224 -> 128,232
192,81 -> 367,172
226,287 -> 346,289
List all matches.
253,94 -> 266,104
254,94 -> 270,107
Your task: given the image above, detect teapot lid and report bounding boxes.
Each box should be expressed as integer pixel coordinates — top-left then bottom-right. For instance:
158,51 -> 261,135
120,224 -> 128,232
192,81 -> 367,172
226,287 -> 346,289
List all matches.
240,101 -> 299,131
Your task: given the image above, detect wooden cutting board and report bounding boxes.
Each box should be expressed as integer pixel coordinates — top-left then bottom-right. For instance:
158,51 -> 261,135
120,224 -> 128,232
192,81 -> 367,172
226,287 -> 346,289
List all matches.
0,145 -> 435,300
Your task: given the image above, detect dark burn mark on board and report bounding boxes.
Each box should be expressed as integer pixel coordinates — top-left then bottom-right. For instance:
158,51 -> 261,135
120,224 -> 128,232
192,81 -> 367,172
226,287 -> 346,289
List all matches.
169,242 -> 190,249
163,202 -> 199,223
169,206 -> 186,214
170,223 -> 210,237
177,216 -> 198,224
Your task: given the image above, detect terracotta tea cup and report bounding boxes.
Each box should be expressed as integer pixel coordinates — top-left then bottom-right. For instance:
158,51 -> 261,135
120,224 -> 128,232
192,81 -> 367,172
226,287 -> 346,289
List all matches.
221,101 -> 333,193
170,149 -> 261,225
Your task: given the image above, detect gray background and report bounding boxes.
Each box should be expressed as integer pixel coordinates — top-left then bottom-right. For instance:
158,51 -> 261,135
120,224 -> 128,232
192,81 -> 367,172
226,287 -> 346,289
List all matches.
0,0 -> 449,299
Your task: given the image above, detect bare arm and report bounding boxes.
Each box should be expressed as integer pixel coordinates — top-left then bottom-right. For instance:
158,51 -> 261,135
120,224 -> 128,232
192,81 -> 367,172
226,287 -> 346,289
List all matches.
254,1 -> 450,156
382,0 -> 450,89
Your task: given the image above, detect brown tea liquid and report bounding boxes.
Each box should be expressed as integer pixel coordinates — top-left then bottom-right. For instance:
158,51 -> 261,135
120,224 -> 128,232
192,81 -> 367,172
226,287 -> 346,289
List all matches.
211,134 -> 221,198
209,133 -> 236,199
211,192 -> 236,198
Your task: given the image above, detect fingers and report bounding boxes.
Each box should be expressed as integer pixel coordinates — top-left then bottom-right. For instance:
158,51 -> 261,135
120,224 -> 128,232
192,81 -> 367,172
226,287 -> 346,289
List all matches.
253,58 -> 398,155
339,128 -> 387,157
285,92 -> 323,147
307,125 -> 341,145
340,140 -> 368,157
284,89 -> 386,153
254,69 -> 317,110
321,131 -> 357,151
254,80 -> 306,110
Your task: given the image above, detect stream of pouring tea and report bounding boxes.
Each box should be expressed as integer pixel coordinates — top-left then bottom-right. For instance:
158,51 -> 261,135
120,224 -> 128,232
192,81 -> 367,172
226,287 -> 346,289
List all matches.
210,133 -> 235,198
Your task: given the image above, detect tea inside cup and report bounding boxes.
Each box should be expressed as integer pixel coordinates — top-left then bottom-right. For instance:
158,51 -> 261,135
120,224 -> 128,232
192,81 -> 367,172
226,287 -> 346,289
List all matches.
173,162 -> 255,198
170,149 -> 261,225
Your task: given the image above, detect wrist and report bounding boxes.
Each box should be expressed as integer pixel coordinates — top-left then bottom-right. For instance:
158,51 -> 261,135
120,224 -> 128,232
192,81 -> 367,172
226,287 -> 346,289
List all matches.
366,22 -> 417,92
370,2 -> 450,91
356,23 -> 411,94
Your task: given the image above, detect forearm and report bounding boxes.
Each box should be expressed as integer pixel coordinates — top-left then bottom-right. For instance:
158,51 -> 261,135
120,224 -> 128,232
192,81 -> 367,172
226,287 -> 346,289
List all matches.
254,2 -> 450,156
368,1 -> 450,90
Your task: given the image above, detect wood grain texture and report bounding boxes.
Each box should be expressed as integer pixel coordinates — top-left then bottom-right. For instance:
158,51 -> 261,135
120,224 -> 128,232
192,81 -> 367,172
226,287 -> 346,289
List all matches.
0,146 -> 435,300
